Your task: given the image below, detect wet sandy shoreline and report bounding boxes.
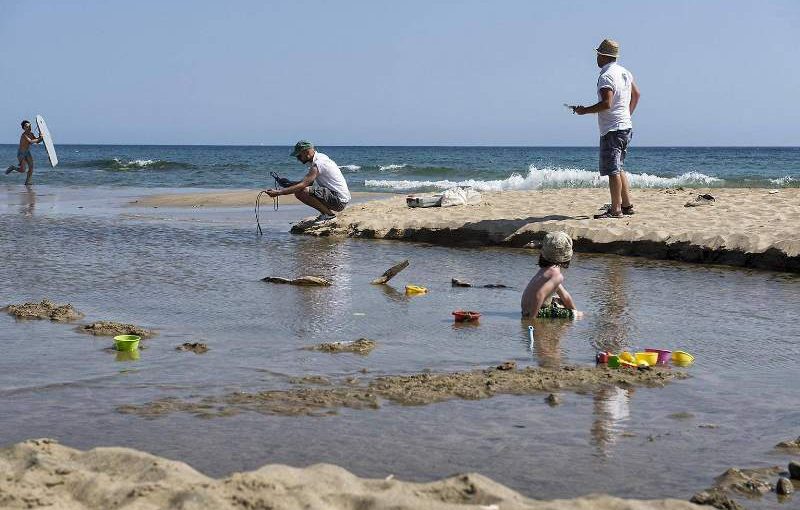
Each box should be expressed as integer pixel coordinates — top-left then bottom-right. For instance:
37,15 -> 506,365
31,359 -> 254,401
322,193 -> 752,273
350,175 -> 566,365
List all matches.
288,188 -> 800,272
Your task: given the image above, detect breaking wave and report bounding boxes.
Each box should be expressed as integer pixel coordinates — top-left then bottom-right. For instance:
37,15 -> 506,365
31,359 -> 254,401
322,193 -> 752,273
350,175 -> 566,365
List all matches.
364,165 -> 723,192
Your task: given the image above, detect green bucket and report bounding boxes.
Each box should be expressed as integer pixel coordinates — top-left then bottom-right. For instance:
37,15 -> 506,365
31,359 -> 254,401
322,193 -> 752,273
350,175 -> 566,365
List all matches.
114,335 -> 141,352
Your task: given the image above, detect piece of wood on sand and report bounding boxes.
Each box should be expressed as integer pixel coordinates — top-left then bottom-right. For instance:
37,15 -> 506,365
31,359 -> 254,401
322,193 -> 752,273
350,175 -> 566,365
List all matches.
371,260 -> 410,285
261,276 -> 332,286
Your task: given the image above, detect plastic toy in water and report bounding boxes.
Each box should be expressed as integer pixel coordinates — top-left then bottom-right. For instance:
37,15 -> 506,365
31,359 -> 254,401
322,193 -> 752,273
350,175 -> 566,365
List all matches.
672,350 -> 695,366
645,348 -> 672,365
114,335 -> 140,352
619,351 -> 635,363
596,352 -> 609,364
528,326 -> 534,349
452,310 -> 480,322
637,360 -> 651,369
618,360 -> 637,369
405,284 -> 427,295
635,352 -> 658,366
607,355 -> 620,368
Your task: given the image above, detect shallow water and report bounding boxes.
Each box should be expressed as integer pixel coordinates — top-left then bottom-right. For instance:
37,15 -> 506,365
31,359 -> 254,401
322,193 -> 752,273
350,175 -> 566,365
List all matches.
1,185 -> 798,507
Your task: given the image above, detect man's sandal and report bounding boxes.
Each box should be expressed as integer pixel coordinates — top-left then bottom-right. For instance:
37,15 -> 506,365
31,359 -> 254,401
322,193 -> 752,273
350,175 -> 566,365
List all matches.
622,204 -> 635,215
593,210 -> 624,219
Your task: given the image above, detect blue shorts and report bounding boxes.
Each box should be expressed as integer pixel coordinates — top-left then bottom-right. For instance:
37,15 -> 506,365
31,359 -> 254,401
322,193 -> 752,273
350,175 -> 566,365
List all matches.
17,149 -> 32,162
599,129 -> 632,176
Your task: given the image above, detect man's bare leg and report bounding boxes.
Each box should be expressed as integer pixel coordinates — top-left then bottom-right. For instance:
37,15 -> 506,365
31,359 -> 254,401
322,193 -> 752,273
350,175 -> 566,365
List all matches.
608,174 -> 623,214
620,170 -> 632,208
24,157 -> 34,185
295,188 -> 334,216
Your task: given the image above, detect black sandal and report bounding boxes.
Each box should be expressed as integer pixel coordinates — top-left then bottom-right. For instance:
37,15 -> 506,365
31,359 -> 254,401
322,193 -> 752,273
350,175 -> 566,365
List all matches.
593,210 -> 624,219
622,204 -> 635,215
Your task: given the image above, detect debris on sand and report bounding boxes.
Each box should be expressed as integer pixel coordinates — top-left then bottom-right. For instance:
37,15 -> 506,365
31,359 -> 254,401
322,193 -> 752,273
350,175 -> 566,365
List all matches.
3,299 -> 83,322
79,321 -> 154,338
685,193 -> 716,207
261,276 -> 332,286
545,393 -> 561,406
306,338 -> 377,355
371,260 -> 409,284
176,343 -> 209,354
119,364 -> 686,419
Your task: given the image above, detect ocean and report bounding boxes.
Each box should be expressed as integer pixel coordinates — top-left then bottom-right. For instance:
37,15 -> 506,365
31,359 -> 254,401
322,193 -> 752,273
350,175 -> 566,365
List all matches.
2,144 -> 798,190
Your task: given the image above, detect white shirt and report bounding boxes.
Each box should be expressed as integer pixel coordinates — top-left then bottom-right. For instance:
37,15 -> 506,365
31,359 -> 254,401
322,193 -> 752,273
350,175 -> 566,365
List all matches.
596,62 -> 634,136
311,151 -> 351,202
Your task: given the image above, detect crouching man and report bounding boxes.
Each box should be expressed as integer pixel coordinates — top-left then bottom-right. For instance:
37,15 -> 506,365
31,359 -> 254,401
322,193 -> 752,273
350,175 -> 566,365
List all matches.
266,140 -> 351,222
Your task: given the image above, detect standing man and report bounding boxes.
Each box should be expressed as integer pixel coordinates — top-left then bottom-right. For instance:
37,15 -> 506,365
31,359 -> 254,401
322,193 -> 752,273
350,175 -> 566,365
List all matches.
266,140 -> 351,222
572,39 -> 640,219
5,120 -> 43,186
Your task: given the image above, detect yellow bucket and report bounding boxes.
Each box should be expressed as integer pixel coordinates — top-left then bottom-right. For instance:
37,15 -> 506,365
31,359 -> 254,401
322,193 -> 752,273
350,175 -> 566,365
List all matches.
619,351 -> 635,363
635,352 -> 658,366
672,350 -> 695,365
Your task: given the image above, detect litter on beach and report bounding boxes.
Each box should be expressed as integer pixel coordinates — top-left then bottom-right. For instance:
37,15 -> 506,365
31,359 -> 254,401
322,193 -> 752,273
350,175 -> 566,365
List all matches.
404,284 -> 427,295
452,310 -> 481,322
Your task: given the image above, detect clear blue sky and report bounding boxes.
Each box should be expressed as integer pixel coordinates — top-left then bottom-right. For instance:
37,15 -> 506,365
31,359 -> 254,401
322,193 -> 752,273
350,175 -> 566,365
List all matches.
2,0 -> 798,146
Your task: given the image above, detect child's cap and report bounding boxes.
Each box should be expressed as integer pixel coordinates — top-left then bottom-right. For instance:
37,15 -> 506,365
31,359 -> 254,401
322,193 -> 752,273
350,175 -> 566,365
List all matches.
541,231 -> 573,264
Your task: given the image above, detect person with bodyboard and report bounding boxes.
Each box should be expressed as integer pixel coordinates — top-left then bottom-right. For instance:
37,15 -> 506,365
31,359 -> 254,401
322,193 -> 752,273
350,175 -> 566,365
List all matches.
6,120 -> 43,185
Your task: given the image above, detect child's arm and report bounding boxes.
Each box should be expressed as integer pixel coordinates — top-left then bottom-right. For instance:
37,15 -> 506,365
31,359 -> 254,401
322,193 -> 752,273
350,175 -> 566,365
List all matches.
555,284 -> 576,310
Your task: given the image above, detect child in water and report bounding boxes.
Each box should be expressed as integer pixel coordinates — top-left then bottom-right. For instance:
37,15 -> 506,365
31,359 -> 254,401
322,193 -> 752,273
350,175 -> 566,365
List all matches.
521,231 -> 581,319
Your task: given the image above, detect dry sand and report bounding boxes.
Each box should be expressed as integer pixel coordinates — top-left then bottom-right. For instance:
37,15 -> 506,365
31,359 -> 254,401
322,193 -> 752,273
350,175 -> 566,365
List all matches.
0,438 -> 703,510
131,189 -> 387,208
289,188 -> 800,272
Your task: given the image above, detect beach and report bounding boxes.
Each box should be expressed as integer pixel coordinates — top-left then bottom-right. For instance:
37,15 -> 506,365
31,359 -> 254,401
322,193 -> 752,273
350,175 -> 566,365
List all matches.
2,182 -> 799,510
140,187 -> 800,272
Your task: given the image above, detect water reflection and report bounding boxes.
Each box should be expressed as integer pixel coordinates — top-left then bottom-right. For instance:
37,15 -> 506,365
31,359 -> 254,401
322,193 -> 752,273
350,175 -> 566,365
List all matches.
522,319 -> 574,368
591,261 -> 636,353
591,386 -> 633,457
20,185 -> 36,217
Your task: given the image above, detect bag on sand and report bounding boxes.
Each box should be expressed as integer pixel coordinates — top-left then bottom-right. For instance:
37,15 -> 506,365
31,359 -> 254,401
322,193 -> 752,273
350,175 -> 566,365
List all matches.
406,187 -> 481,208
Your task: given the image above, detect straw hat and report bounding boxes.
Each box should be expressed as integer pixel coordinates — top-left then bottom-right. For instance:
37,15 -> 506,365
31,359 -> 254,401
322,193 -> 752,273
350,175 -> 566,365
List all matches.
541,231 -> 573,264
595,39 -> 619,58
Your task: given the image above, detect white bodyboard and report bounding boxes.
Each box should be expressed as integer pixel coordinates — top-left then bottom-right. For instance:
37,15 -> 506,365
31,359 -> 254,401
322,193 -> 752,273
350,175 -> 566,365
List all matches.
35,115 -> 58,167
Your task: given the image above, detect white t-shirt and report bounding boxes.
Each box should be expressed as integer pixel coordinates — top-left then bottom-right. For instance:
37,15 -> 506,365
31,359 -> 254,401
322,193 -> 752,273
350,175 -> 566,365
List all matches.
311,151 -> 351,202
596,62 -> 634,136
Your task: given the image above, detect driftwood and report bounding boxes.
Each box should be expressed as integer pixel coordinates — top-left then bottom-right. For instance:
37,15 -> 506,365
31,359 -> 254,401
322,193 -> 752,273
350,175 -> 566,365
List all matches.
451,278 -> 508,289
371,260 -> 409,285
261,276 -> 332,286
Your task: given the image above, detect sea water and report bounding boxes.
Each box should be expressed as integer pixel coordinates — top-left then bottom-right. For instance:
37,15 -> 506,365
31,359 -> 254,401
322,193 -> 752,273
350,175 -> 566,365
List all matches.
1,144 -> 798,190
1,184 -> 798,508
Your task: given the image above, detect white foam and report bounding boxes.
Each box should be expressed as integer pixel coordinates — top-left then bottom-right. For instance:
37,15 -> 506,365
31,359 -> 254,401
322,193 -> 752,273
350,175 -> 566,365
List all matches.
364,165 -> 723,191
769,175 -> 796,186
113,158 -> 156,168
340,164 -> 361,172
378,163 -> 408,172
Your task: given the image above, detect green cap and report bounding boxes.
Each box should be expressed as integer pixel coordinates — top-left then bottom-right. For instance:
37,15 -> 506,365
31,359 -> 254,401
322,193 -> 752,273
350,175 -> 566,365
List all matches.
290,140 -> 314,157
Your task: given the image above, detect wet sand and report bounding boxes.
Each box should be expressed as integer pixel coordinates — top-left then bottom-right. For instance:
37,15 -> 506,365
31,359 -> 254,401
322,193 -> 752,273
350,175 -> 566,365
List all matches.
132,189 -> 388,208
288,188 -> 800,272
118,364 -> 687,418
0,438 -> 702,510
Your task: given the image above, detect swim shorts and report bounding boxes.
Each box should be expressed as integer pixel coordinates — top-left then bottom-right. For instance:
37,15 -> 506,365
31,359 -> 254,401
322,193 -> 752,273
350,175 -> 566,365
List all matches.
17,149 -> 32,161
599,129 -> 632,176
310,186 -> 348,212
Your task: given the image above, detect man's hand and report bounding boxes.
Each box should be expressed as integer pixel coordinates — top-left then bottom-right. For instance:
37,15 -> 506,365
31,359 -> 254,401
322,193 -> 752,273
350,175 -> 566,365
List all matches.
265,189 -> 281,198
573,106 -> 588,115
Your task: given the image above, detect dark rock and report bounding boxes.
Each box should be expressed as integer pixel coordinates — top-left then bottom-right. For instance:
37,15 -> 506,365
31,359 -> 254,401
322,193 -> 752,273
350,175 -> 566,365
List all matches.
496,361 -> 516,371
776,436 -> 800,449
789,460 -> 800,480
545,393 -> 560,406
776,477 -> 794,495
176,343 -> 209,354
690,489 -> 744,510
451,278 -> 472,287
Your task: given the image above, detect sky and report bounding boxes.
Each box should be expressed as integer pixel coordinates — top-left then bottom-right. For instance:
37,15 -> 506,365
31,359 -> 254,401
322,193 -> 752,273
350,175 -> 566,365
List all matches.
1,0 -> 798,146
